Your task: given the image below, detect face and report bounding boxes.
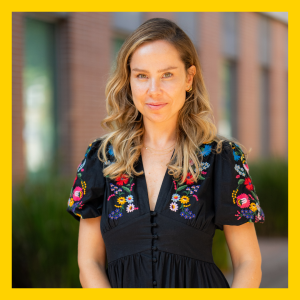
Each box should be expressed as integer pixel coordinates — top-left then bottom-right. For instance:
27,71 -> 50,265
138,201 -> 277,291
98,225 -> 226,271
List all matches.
129,40 -> 196,124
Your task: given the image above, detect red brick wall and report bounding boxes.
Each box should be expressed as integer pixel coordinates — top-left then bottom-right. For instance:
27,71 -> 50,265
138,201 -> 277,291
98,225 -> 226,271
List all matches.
12,12 -> 25,184
269,19 -> 288,157
199,12 -> 222,127
237,12 -> 261,159
67,12 -> 112,169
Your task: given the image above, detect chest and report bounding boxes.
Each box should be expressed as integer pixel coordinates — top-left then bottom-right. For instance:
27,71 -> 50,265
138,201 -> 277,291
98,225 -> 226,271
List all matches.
141,149 -> 173,211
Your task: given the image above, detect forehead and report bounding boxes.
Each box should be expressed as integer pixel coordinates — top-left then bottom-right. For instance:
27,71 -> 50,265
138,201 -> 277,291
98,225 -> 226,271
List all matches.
130,40 -> 182,65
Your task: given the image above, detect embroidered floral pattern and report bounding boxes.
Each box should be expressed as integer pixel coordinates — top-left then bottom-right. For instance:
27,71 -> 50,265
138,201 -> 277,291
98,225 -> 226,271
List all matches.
108,174 -> 139,219
229,142 -> 265,223
169,143 -> 213,219
67,145 -> 93,218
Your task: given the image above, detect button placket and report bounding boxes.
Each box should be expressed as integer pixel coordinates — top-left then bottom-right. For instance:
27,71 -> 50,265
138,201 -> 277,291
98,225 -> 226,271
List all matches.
150,211 -> 158,287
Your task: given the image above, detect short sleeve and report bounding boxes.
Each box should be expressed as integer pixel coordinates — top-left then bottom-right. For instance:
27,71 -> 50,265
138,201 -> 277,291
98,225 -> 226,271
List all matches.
213,141 -> 265,231
67,139 -> 106,221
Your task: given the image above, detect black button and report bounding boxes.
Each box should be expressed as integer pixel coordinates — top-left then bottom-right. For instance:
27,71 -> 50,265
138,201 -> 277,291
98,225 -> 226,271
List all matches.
152,257 -> 157,262
151,223 -> 157,227
152,246 -> 157,251
153,280 -> 157,285
152,234 -> 158,239
150,211 -> 157,216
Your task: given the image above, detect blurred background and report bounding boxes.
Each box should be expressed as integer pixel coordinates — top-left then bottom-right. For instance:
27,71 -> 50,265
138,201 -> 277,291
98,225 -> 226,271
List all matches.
12,12 -> 288,288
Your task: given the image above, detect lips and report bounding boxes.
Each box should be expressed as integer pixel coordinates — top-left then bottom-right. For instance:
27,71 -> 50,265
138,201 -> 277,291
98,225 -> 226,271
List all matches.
146,103 -> 167,110
146,102 -> 167,106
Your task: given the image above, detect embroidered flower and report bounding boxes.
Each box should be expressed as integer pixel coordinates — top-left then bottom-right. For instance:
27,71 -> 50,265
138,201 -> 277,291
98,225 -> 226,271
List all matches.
68,198 -> 74,207
200,162 -> 210,170
249,203 -> 258,212
244,178 -> 254,190
170,202 -> 179,212
182,172 -> 194,185
243,163 -> 249,174
126,204 -> 135,213
116,174 -> 129,186
73,186 -> 83,201
77,159 -> 86,173
180,196 -> 190,204
126,195 -> 134,203
234,164 -> 246,176
236,193 -> 250,208
171,194 -> 181,202
117,197 -> 126,205
201,144 -> 212,157
108,144 -> 114,157
233,152 -> 241,161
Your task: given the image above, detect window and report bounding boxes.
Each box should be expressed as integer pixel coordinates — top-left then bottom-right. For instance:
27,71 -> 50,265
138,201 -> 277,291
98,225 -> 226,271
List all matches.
259,67 -> 270,157
219,60 -> 238,139
222,12 -> 238,59
176,12 -> 198,46
23,17 -> 57,179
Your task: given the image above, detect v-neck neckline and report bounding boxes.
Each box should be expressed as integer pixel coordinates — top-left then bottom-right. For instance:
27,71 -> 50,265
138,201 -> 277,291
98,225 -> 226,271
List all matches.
138,149 -> 175,213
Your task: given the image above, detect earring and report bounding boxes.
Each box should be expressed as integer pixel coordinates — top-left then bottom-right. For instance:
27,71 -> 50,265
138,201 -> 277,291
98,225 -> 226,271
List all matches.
187,86 -> 192,92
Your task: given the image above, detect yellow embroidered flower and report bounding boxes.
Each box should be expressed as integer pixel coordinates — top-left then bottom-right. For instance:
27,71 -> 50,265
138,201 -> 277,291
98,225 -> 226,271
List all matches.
232,189 -> 238,204
76,213 -> 82,218
249,203 -> 258,212
180,196 -> 190,204
69,198 -> 74,207
117,197 -> 126,205
81,180 -> 87,195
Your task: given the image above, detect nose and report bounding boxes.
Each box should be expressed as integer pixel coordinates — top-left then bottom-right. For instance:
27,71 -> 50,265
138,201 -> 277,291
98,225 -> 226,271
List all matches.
147,78 -> 162,96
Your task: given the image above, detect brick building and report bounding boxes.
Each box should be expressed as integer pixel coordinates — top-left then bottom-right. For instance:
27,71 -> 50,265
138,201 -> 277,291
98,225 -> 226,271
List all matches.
12,12 -> 288,184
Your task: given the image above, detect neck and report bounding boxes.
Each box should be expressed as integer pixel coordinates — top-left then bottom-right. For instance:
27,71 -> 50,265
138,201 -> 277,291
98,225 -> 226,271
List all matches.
142,117 -> 178,150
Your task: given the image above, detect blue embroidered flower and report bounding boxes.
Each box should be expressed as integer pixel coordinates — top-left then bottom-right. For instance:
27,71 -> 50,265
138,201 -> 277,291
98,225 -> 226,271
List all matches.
171,194 -> 181,202
201,144 -> 212,157
233,151 -> 241,161
108,144 -> 114,157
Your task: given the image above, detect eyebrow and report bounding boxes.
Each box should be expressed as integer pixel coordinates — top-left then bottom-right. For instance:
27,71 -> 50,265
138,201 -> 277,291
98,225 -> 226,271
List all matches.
131,66 -> 178,73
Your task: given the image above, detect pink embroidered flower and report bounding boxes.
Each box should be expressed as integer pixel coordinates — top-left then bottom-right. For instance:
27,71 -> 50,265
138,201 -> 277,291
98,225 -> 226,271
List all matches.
73,186 -> 83,201
189,159 -> 194,166
236,193 -> 250,208
236,175 -> 240,178
243,164 -> 249,174
244,178 -> 254,190
170,202 -> 179,212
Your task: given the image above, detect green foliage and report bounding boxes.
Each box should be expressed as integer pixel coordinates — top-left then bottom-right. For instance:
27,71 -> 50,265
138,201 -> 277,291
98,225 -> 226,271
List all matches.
12,176 -> 81,288
248,158 -> 288,237
212,230 -> 230,272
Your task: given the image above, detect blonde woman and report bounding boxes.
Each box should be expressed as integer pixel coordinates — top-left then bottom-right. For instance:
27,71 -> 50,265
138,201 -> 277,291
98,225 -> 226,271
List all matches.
67,18 -> 265,288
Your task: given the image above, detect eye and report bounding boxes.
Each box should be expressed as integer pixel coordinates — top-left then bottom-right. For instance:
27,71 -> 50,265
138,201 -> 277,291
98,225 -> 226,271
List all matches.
163,72 -> 173,78
137,74 -> 147,79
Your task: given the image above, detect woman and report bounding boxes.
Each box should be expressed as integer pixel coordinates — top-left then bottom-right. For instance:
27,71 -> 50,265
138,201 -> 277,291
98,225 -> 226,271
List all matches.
67,18 -> 265,288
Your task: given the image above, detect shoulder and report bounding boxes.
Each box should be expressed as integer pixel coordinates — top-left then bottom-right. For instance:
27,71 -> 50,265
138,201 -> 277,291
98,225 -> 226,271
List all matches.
197,139 -> 232,158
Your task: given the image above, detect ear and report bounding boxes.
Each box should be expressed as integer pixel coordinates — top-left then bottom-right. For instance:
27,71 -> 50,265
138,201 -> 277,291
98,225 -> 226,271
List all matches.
186,65 -> 196,88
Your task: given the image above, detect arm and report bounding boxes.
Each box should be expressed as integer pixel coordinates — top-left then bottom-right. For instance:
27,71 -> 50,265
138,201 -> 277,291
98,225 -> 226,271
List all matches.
78,216 -> 111,288
224,222 -> 262,288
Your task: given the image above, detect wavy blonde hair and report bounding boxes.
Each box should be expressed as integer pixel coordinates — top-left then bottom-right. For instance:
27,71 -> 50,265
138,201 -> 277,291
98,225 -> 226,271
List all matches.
97,18 -> 248,185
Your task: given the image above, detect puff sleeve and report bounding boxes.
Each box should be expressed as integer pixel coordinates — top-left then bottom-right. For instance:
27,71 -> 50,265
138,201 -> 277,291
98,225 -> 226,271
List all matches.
213,141 -> 265,231
67,139 -> 106,221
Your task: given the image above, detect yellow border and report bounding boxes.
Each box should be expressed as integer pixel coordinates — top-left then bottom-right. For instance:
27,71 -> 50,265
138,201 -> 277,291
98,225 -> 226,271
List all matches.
4,1 -> 292,299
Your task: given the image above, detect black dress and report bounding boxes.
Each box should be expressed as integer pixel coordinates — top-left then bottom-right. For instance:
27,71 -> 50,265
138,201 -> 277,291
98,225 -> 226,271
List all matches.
67,139 -> 265,288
